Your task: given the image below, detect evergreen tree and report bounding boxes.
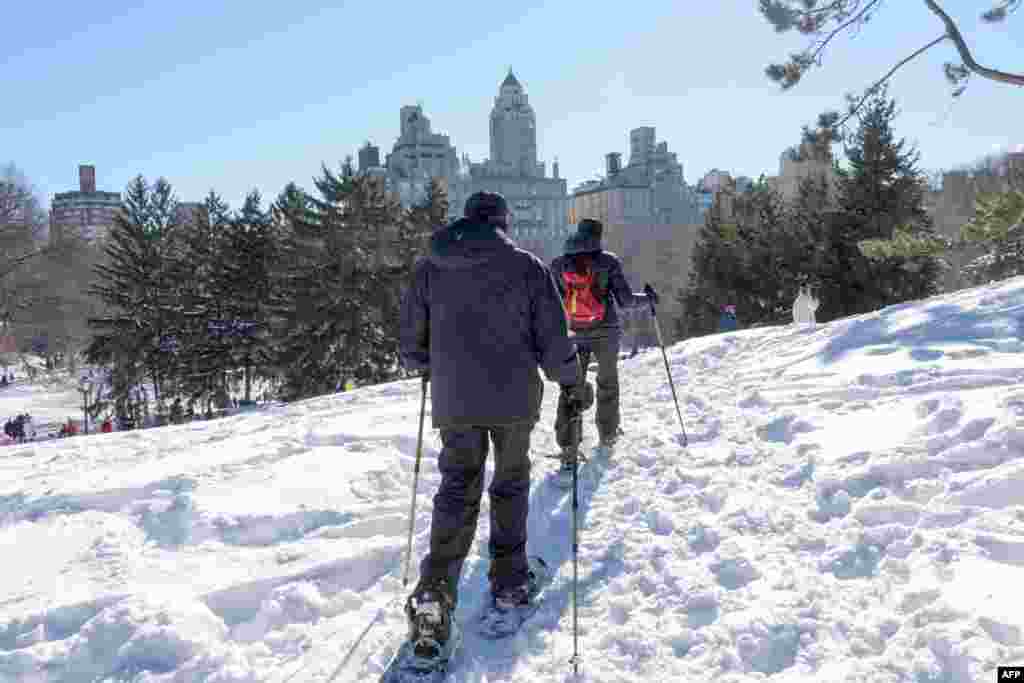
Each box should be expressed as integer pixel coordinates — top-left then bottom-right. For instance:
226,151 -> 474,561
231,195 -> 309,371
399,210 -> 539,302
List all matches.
170,192 -> 234,414
678,198 -> 746,337
269,167 -> 404,400
218,190 -> 279,402
86,175 -> 182,422
830,87 -> 945,316
732,185 -> 798,326
958,187 -> 1024,284
403,178 -> 449,259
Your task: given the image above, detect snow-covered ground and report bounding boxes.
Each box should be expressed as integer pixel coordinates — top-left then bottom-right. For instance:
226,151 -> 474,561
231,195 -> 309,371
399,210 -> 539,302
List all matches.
2,277 -> 1024,682
0,366 -> 83,435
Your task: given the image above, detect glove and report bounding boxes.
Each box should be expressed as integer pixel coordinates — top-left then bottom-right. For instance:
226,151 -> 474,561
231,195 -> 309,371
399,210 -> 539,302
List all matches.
643,283 -> 659,306
561,380 -> 595,414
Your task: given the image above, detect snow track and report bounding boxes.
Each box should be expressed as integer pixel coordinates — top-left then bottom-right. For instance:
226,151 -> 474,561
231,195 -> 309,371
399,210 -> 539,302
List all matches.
3,276 -> 1024,681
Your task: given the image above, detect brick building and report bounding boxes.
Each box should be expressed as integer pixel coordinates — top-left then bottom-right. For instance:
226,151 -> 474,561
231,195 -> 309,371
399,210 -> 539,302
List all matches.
49,165 -> 122,243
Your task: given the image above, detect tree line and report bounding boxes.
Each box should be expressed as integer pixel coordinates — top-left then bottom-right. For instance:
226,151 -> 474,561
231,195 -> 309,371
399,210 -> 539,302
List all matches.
80,163 -> 448,424
677,88 -> 1023,338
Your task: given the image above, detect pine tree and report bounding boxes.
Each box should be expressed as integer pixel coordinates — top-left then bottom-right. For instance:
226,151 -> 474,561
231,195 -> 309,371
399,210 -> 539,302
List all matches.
830,86 -> 944,316
170,191 -> 234,415
218,190 -> 279,402
678,198 -> 746,337
268,166 -> 404,400
959,187 -> 1024,284
732,186 -> 799,326
86,175 -> 182,422
785,175 -> 842,321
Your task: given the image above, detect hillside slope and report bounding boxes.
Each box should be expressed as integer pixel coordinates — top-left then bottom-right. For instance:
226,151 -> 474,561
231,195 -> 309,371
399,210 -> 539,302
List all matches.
2,277 -> 1023,682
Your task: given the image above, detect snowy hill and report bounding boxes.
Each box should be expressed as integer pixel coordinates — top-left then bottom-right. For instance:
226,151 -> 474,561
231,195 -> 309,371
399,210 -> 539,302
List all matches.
2,278 -> 1024,682
0,363 -> 83,433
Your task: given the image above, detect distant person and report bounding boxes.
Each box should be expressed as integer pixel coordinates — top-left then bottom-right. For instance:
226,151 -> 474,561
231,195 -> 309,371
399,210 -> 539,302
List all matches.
101,418 -> 113,434
549,219 -> 656,458
399,191 -> 584,661
170,400 -> 184,424
793,286 -> 820,329
719,304 -> 738,333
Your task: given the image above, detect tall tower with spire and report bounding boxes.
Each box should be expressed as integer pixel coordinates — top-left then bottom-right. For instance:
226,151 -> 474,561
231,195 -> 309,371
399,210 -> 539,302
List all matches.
488,68 -> 539,177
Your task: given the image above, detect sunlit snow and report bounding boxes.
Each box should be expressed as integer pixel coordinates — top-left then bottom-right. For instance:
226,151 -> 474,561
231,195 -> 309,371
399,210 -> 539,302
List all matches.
2,277 -> 1024,682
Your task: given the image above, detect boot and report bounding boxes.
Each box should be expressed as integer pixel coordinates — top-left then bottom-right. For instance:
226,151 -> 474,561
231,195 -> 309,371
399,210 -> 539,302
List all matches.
491,582 -> 530,611
559,446 -> 581,474
405,581 -> 455,659
599,426 -> 624,450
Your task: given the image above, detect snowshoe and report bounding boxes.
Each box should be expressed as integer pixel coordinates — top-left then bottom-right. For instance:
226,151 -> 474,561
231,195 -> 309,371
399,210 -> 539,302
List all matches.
554,447 -> 586,489
477,556 -> 553,639
379,584 -> 461,681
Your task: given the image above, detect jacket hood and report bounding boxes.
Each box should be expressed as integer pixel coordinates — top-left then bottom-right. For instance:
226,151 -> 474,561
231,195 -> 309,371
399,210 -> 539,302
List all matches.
429,217 -> 516,270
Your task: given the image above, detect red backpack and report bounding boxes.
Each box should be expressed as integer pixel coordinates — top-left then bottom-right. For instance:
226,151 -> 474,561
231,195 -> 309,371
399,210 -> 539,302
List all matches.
562,255 -> 609,329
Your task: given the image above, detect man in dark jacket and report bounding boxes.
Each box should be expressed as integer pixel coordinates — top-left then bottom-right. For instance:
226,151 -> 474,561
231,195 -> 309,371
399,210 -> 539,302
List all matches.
550,219 -> 658,455
399,191 -> 587,657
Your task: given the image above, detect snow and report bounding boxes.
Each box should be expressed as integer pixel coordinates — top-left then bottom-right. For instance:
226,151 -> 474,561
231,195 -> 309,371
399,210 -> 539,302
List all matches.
0,372 -> 84,433
3,277 -> 1024,682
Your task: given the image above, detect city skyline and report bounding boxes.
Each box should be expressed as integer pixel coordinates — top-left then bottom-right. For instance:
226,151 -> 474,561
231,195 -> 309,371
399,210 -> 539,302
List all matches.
3,1 -> 1020,210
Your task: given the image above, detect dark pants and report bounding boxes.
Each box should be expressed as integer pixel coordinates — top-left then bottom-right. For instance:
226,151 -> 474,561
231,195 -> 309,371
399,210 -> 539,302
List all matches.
418,423 -> 533,602
555,335 -> 621,448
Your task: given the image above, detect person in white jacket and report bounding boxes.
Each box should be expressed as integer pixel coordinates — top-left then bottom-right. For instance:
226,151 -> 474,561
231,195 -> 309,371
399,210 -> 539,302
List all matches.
792,286 -> 820,329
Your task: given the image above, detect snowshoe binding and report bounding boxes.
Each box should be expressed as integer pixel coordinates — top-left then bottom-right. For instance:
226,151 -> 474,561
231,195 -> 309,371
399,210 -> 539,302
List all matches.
380,583 -> 461,681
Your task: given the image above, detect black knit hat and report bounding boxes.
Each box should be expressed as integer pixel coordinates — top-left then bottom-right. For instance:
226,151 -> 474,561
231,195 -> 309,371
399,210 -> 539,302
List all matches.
464,191 -> 509,228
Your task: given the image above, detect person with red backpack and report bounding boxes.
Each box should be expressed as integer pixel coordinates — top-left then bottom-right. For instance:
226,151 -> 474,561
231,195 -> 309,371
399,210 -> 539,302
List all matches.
550,219 -> 658,464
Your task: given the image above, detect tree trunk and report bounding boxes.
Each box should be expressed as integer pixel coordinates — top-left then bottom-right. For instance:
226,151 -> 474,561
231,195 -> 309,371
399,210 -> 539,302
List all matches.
244,355 -> 252,402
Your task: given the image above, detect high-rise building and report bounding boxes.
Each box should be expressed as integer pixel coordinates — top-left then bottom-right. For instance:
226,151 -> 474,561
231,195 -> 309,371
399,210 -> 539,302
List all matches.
383,105 -> 460,207
50,165 -> 122,243
451,70 -> 570,262
571,126 -> 701,226
360,70 -> 571,263
358,142 -> 381,173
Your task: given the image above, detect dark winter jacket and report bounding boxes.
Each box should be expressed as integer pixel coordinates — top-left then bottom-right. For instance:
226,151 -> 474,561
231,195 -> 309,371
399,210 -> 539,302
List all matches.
400,217 -> 580,428
719,312 -> 738,332
549,251 -> 648,344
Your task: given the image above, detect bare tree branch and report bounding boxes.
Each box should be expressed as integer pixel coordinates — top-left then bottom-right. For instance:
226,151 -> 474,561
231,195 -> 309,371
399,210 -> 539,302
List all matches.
762,0 -> 1024,93
809,0 -> 884,65
924,0 -> 1024,86
834,34 -> 949,131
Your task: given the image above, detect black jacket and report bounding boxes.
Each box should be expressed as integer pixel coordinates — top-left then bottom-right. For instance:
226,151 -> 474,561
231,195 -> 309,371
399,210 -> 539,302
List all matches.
400,218 -> 580,428
549,250 -> 648,343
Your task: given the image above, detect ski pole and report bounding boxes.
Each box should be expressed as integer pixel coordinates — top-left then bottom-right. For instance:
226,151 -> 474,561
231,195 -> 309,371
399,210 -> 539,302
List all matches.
569,405 -> 583,677
647,298 -> 688,448
402,372 -> 429,588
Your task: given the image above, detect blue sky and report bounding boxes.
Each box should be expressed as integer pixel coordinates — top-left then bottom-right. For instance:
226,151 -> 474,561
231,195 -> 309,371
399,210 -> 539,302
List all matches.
2,1 -> 1020,211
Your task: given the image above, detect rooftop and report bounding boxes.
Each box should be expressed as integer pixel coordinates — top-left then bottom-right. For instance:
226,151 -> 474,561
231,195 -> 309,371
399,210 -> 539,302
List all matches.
502,68 -> 521,88
52,191 -> 122,202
